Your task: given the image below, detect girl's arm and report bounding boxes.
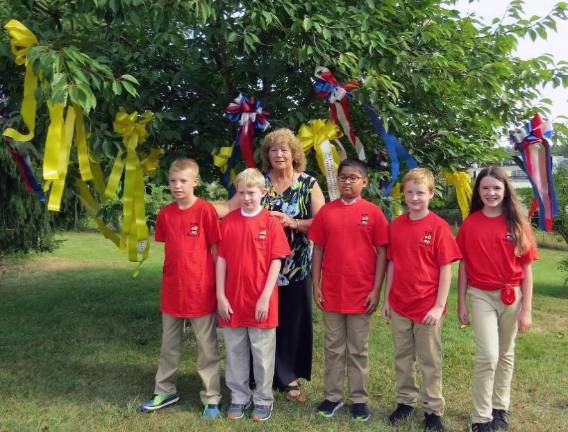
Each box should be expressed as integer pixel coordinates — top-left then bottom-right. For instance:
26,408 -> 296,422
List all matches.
216,257 -> 233,321
382,261 -> 394,320
311,244 -> 324,310
422,263 -> 452,326
457,261 -> 469,325
255,258 -> 282,322
518,262 -> 533,332
364,246 -> 387,314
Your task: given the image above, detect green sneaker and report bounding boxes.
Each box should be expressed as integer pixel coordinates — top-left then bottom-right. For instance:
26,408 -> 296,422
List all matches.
138,393 -> 180,413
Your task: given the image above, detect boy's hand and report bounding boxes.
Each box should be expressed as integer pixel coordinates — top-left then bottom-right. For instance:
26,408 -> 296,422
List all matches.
382,300 -> 392,320
217,296 -> 233,322
458,303 -> 469,326
422,305 -> 444,326
313,282 -> 324,310
518,306 -> 532,333
255,295 -> 270,322
364,289 -> 379,314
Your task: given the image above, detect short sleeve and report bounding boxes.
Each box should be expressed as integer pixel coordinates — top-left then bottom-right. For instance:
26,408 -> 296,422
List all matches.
270,217 -> 292,259
203,203 -> 221,246
372,208 -> 389,247
155,208 -> 166,242
308,208 -> 326,246
519,226 -> 539,264
435,221 -> 462,266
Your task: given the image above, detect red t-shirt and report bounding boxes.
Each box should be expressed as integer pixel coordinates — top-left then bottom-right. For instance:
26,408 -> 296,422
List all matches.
308,198 -> 389,313
388,211 -> 462,323
218,209 -> 292,328
155,199 -> 221,318
456,210 -> 538,290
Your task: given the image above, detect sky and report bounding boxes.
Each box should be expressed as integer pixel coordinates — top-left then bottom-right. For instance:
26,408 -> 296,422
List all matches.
456,0 -> 568,122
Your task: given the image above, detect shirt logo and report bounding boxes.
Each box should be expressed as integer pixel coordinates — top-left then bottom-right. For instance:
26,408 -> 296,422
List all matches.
422,231 -> 432,245
259,229 -> 267,240
360,214 -> 369,225
189,223 -> 199,236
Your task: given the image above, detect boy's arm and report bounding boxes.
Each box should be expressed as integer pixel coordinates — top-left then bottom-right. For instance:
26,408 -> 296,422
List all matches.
364,246 -> 387,314
210,243 -> 218,264
311,244 -> 324,310
216,256 -> 233,321
382,261 -> 394,320
457,261 -> 469,325
255,258 -> 282,322
518,263 -> 533,333
422,263 -> 452,326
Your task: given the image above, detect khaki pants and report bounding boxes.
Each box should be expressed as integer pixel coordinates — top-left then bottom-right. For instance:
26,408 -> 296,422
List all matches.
223,327 -> 276,406
154,312 -> 221,405
470,287 -> 522,424
391,309 -> 444,416
323,312 -> 372,404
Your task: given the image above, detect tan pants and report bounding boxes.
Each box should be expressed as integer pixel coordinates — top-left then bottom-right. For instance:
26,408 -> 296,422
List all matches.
391,309 -> 444,416
223,327 -> 276,406
323,312 -> 372,404
154,312 -> 221,405
470,287 -> 522,424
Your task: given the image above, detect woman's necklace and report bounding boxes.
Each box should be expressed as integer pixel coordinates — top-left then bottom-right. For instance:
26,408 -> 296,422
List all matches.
270,170 -> 297,194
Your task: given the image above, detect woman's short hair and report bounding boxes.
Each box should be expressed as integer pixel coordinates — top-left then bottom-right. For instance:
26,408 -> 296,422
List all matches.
235,168 -> 266,191
261,128 -> 306,173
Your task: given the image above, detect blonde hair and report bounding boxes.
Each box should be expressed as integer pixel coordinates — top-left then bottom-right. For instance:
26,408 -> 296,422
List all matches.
261,128 -> 307,172
169,158 -> 199,176
402,167 -> 435,193
235,168 -> 266,191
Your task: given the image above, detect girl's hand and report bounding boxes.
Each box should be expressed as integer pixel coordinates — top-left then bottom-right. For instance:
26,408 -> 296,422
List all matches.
518,307 -> 532,333
313,282 -> 324,310
217,296 -> 233,321
458,303 -> 470,325
382,300 -> 392,320
255,295 -> 270,322
422,305 -> 444,326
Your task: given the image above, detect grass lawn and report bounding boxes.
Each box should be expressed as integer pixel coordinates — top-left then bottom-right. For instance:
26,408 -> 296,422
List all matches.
1,232 -> 567,432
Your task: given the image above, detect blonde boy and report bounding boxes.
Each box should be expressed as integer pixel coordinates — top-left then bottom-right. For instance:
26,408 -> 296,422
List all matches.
139,158 -> 222,418
216,168 -> 291,422
383,168 -> 461,432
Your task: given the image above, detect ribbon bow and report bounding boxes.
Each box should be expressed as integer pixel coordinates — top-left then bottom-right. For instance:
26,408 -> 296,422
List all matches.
509,113 -> 558,231
298,119 -> 343,200
313,66 -> 366,160
443,170 -> 473,219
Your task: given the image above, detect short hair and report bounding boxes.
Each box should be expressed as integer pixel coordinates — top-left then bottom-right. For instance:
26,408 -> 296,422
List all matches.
401,167 -> 435,192
169,158 -> 199,176
338,158 -> 369,177
235,168 -> 266,191
261,128 -> 307,172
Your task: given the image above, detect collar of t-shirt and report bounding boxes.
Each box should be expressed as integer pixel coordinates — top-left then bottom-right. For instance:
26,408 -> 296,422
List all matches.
340,196 -> 361,206
241,207 -> 263,217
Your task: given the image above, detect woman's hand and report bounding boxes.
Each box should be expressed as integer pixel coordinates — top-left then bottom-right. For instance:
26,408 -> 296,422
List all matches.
270,211 -> 298,229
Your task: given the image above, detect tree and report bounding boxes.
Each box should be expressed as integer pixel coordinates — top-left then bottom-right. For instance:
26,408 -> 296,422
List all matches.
1,0 -> 568,250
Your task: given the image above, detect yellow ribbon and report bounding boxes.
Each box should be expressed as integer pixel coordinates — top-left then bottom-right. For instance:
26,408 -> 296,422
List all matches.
390,182 -> 404,216
443,170 -> 473,219
213,146 -> 237,183
113,109 -> 153,265
2,20 -> 38,142
298,119 -> 341,200
140,148 -> 164,177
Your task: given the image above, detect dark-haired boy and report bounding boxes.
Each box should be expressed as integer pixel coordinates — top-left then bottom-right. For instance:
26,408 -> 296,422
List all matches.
309,159 -> 389,422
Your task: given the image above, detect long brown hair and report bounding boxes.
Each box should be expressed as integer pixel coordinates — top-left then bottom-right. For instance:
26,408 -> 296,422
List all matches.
471,166 -> 533,256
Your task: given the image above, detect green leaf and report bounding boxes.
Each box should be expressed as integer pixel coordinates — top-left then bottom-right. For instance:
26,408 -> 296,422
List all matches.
120,74 -> 140,85
122,80 -> 139,97
112,80 -> 122,96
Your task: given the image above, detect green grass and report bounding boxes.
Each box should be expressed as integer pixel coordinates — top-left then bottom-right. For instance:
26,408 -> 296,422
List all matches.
0,233 -> 567,431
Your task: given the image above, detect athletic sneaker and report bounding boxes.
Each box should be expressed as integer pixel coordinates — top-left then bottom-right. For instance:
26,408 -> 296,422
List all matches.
351,403 -> 370,422
492,409 -> 509,431
138,393 -> 180,413
226,400 -> 252,420
424,413 -> 444,432
202,404 -> 221,419
470,422 -> 493,432
388,403 -> 414,425
317,399 -> 344,418
251,404 -> 273,422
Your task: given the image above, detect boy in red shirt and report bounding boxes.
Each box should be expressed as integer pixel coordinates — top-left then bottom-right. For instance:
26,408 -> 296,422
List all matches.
216,168 -> 291,422
309,159 -> 389,422
383,168 -> 461,432
139,159 -> 222,418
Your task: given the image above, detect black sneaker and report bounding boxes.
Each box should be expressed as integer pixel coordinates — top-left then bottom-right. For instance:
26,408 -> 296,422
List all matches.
491,409 -> 509,431
388,403 -> 414,425
424,413 -> 444,432
470,422 -> 493,432
351,403 -> 370,422
317,399 -> 344,418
